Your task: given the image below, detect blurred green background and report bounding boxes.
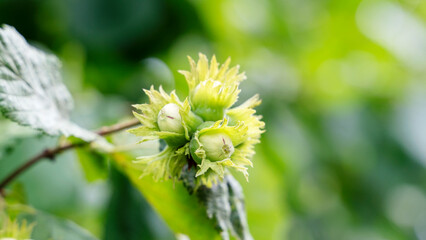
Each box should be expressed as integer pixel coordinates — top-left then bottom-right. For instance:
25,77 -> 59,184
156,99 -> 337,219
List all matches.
1,0 -> 426,239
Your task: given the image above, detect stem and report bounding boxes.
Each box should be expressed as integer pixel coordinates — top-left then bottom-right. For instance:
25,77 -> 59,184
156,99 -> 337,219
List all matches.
0,118 -> 139,191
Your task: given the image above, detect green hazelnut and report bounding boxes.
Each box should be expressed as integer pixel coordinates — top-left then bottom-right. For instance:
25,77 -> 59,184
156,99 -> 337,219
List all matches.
200,132 -> 234,162
157,103 -> 184,134
199,133 -> 234,162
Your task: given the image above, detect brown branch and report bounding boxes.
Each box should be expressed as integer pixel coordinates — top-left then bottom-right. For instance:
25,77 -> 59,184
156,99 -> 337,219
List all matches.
0,118 -> 140,192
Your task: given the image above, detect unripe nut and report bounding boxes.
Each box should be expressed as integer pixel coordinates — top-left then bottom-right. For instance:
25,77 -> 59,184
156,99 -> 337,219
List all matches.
157,103 -> 184,133
199,133 -> 234,162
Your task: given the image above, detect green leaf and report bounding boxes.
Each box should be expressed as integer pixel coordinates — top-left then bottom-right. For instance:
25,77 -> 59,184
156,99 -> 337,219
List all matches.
104,167 -> 174,240
76,148 -> 109,182
112,152 -> 221,240
113,151 -> 253,240
22,211 -> 98,240
4,182 -> 27,205
0,25 -> 99,142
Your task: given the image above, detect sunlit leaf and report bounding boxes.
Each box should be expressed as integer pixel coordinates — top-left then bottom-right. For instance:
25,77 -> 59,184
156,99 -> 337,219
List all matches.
112,152 -> 221,240
76,148 -> 109,183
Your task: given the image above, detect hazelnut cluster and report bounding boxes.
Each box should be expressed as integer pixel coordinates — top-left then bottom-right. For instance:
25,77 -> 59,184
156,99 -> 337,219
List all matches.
129,53 -> 264,186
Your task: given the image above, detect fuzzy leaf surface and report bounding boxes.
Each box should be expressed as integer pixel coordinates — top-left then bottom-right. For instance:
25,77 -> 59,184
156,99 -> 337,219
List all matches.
0,25 -> 98,141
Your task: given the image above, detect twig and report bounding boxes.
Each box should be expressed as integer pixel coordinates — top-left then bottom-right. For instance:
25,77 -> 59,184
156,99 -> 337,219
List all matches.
0,118 -> 139,192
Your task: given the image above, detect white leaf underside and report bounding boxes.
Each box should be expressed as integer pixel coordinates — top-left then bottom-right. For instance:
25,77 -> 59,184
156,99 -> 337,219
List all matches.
0,25 -> 98,142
